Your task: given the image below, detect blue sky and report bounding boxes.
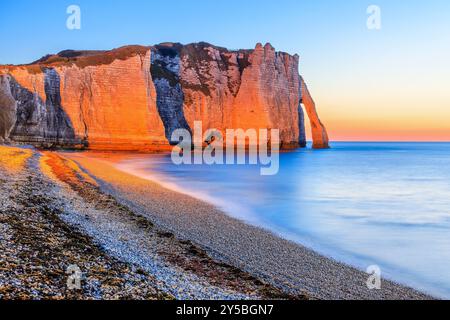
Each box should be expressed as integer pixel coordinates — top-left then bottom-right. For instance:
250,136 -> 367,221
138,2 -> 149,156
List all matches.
3,0 -> 448,67
1,0 -> 450,140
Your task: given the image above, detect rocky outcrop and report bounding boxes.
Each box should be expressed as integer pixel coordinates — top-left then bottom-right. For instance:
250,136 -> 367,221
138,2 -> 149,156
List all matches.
0,75 -> 17,142
151,44 -> 191,144
179,42 -> 307,148
300,76 -> 329,149
8,68 -> 80,147
0,43 -> 329,150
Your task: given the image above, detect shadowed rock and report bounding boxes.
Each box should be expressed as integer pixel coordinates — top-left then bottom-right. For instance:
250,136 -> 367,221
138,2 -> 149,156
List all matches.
8,70 -> 82,148
151,44 -> 191,144
0,75 -> 17,143
300,76 -> 329,149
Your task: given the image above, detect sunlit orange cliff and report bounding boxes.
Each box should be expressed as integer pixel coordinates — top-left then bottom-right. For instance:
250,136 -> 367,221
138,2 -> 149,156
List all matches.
0,42 -> 329,150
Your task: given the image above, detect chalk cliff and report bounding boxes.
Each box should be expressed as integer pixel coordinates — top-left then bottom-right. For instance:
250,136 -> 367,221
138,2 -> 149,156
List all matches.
300,77 -> 329,149
0,43 -> 329,150
0,75 -> 17,142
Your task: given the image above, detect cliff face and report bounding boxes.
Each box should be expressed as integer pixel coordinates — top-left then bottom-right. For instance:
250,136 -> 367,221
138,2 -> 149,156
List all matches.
300,77 -> 329,149
6,68 -> 79,147
0,75 -> 17,142
0,43 -> 329,150
179,42 -> 306,148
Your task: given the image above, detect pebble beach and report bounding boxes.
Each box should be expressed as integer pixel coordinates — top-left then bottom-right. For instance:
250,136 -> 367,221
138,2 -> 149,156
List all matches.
0,145 -> 433,300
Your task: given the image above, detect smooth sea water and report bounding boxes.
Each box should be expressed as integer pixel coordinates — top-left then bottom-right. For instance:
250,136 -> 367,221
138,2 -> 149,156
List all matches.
115,142 -> 450,298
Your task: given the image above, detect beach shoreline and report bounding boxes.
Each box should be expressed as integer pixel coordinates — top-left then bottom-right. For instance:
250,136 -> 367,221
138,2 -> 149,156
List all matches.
61,150 -> 434,300
0,145 -> 434,300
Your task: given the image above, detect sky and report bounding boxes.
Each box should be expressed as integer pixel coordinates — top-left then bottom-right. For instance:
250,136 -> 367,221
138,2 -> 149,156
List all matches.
1,0 -> 450,141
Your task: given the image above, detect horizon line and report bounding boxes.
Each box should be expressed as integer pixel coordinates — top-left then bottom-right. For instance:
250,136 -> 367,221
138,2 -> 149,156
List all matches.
314,140 -> 450,143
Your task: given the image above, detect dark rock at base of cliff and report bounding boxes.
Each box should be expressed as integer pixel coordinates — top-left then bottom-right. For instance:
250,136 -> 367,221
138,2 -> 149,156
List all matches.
8,69 -> 86,149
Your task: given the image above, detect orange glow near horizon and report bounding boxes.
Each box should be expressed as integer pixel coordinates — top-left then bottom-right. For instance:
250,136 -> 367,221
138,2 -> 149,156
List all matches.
305,112 -> 450,142
303,65 -> 450,142
305,110 -> 450,142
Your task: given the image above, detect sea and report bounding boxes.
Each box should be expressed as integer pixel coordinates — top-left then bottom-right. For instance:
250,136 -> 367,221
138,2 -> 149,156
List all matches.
114,142 -> 450,298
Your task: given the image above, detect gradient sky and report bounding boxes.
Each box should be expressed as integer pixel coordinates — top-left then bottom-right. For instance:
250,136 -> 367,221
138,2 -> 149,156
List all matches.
1,0 -> 449,141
